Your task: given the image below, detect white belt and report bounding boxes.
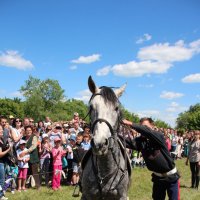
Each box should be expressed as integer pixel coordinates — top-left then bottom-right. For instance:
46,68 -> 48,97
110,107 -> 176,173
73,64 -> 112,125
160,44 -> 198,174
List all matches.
153,167 -> 177,177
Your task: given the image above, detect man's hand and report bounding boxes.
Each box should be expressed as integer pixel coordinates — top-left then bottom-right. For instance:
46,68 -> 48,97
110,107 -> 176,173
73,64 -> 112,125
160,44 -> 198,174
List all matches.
122,119 -> 133,126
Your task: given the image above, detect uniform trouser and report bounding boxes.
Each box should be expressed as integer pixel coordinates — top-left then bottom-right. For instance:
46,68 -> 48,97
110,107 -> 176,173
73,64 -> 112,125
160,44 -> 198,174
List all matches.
190,162 -> 200,188
152,179 -> 180,200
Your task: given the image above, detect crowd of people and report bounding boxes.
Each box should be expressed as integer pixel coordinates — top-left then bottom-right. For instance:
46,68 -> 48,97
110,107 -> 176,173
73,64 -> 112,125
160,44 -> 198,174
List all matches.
0,113 -> 199,200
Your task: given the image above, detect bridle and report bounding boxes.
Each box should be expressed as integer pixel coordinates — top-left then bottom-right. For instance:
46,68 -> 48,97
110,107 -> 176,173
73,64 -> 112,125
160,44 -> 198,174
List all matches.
86,91 -> 128,199
88,92 -> 121,138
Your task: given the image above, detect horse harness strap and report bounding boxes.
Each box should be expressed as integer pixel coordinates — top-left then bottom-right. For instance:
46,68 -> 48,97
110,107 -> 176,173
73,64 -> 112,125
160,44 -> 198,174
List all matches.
91,139 -> 129,200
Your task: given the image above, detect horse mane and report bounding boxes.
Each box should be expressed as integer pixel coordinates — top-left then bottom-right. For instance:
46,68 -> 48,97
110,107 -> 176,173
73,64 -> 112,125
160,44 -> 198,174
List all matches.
99,86 -> 119,106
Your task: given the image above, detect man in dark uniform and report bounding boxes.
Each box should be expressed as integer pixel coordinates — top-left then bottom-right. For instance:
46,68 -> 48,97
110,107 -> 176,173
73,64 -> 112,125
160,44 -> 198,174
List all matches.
123,117 -> 180,200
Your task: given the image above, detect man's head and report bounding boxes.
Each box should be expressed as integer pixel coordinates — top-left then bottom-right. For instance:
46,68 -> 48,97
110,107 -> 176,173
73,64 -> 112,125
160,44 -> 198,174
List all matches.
139,117 -> 154,129
45,116 -> 51,122
23,117 -> 30,127
0,116 -> 7,128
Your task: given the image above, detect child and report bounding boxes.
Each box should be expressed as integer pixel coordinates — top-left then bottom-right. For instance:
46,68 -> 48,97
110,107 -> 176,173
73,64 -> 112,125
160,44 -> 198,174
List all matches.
71,134 -> 85,186
51,138 -> 66,190
16,139 -> 30,192
81,133 -> 91,151
38,134 -> 52,187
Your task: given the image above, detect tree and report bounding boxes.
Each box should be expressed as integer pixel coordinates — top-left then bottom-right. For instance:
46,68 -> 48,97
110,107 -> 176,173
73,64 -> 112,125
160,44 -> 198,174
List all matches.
154,119 -> 170,129
20,76 -> 65,121
176,103 -> 200,130
0,98 -> 24,118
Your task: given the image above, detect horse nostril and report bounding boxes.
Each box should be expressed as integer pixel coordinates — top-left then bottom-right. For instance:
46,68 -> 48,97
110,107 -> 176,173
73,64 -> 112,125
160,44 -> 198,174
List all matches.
105,139 -> 108,146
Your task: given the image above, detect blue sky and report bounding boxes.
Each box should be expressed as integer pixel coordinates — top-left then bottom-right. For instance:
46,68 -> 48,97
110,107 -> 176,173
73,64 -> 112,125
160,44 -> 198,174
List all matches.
0,0 -> 200,127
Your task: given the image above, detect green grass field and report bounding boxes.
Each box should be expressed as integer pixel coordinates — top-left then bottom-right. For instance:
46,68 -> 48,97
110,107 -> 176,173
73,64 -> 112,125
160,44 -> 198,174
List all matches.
6,158 -> 200,200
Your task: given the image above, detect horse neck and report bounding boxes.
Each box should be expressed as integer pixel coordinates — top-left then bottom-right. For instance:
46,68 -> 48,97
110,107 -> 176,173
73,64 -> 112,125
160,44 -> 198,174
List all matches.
95,139 -> 119,176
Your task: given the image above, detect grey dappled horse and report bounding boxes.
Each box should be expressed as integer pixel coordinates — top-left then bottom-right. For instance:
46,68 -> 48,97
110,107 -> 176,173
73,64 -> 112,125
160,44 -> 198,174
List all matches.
80,76 -> 131,200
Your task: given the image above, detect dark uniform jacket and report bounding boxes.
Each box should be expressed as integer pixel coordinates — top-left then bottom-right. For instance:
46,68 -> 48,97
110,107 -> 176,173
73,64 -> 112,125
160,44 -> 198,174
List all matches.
124,124 -> 179,183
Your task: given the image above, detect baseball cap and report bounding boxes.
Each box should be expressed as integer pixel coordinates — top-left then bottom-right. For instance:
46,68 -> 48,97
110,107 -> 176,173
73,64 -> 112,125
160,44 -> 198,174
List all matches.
70,134 -> 76,142
42,133 -> 49,139
19,139 -> 26,145
74,112 -> 79,116
54,137 -> 61,142
9,115 -> 14,119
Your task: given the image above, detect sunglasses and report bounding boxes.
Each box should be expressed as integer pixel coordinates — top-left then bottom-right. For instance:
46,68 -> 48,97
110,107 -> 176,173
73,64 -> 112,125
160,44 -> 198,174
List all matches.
30,121 -> 34,122
16,120 -> 22,122
55,127 -> 62,130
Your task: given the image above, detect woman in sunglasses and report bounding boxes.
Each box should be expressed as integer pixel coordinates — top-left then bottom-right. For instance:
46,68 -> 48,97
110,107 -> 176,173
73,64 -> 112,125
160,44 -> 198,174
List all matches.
11,118 -> 24,148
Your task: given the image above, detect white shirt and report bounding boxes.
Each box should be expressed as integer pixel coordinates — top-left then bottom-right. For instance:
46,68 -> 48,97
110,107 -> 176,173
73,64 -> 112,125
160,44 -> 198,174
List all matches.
17,148 -> 30,168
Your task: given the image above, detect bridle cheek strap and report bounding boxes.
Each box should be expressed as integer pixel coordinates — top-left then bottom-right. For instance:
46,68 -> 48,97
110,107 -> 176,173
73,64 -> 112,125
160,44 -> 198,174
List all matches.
91,118 -> 114,136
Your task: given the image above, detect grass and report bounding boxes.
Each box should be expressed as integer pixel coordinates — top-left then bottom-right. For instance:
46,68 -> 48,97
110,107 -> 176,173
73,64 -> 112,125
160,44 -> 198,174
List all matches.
6,158 -> 200,200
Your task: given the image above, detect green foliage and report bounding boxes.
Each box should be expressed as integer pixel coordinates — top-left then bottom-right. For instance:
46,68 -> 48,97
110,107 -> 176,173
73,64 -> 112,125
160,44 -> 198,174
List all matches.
154,119 -> 171,128
0,98 -> 24,118
121,106 -> 140,123
20,76 -> 65,121
176,103 -> 200,130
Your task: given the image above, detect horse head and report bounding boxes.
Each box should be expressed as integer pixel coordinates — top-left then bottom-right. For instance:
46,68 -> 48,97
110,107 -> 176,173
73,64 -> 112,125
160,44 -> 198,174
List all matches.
88,76 -> 126,156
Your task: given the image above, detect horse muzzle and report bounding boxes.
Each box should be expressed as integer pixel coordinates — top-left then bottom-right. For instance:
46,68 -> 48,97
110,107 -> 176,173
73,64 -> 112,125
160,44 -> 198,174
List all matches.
91,138 -> 109,155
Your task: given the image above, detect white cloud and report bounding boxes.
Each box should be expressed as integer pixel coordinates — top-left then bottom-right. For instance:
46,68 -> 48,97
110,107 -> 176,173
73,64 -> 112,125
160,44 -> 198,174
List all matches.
138,84 -> 154,88
74,89 -> 92,103
160,91 -> 184,100
0,50 -> 34,70
69,65 -> 77,70
166,102 -> 188,113
137,110 -> 160,118
96,66 -> 111,76
96,38 -> 200,77
137,40 -> 195,63
136,33 -> 152,44
111,60 -> 171,77
71,54 -> 101,64
182,73 -> 200,83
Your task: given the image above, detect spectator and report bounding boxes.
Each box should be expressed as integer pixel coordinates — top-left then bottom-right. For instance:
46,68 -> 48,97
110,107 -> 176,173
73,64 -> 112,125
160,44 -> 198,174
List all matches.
69,122 -> 83,136
49,124 -> 62,147
16,140 -> 30,192
8,115 -> 14,126
0,117 -> 10,144
65,135 -> 76,185
19,126 -> 40,190
38,134 -> 52,187
37,121 -> 45,136
71,112 -> 80,124
0,124 -> 11,200
186,130 -> 200,189
44,117 -> 52,128
11,118 -> 23,149
23,118 -> 30,128
51,138 -> 66,190
81,132 -> 91,151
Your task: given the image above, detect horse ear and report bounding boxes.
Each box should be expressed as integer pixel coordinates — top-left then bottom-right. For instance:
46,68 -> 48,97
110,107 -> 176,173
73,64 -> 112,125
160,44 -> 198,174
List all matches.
88,76 -> 99,94
114,83 -> 127,98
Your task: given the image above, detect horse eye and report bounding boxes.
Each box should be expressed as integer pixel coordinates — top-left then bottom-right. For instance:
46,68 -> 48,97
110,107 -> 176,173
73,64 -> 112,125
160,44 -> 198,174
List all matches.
115,107 -> 119,111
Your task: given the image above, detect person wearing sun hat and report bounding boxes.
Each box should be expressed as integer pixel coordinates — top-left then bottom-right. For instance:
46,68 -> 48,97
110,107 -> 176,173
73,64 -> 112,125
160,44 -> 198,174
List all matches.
51,137 -> 66,190
16,139 -> 30,192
